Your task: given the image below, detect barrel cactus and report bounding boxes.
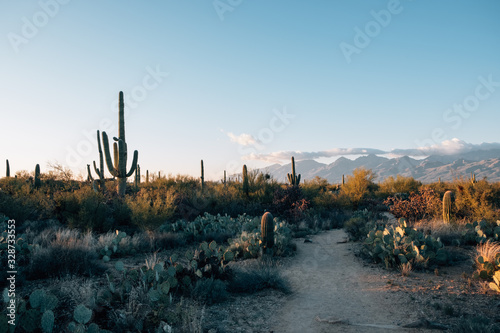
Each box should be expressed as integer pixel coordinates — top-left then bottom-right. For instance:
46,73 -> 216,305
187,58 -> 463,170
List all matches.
443,190 -> 453,223
261,212 -> 275,249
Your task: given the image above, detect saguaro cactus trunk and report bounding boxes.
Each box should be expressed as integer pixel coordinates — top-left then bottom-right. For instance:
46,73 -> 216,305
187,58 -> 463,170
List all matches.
443,191 -> 453,224
6,160 -> 10,178
242,164 -> 249,197
261,212 -> 275,249
101,91 -> 139,196
200,160 -> 204,191
287,156 -> 301,186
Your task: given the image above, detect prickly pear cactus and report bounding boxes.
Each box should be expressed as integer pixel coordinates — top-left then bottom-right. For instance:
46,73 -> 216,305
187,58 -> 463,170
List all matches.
73,304 -> 92,325
41,310 -> 55,333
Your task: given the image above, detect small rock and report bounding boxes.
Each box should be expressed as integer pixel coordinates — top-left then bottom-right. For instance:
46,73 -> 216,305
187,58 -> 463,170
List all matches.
304,239 -> 312,243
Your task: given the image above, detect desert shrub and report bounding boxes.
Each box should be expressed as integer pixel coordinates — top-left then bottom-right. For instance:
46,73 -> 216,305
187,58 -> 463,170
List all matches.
191,278 -> 228,304
272,185 -> 309,223
127,187 -> 177,230
451,316 -> 500,333
0,179 -> 55,224
338,168 -> 378,210
377,175 -> 421,197
228,258 -> 290,294
384,187 -> 441,223
413,219 -> 470,246
27,229 -> 104,279
454,179 -> 500,222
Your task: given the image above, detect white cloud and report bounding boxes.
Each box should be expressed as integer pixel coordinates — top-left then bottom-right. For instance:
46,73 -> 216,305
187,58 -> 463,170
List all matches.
243,148 -> 388,163
391,138 -> 500,156
227,132 -> 259,146
240,138 -> 500,163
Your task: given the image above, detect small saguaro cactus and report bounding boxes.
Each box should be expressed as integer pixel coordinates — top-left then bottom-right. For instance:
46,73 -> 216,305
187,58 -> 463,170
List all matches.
6,159 -> 10,177
34,164 -> 41,188
101,91 -> 139,196
93,130 -> 106,192
223,170 -> 226,186
146,170 -> 149,184
471,172 -> 477,185
200,160 -> 205,191
443,190 -> 453,223
242,164 -> 249,197
135,164 -> 141,188
287,156 -> 301,186
261,212 -> 275,249
342,174 -> 345,186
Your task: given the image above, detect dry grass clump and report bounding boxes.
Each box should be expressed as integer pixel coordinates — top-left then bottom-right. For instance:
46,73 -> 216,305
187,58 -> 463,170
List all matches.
27,229 -> 104,279
413,218 -> 469,246
474,240 -> 500,267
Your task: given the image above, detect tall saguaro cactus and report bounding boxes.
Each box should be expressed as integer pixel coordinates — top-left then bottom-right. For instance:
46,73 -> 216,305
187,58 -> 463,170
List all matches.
287,156 -> 301,186
200,160 -> 205,191
102,91 -> 139,196
242,164 -> 249,197
6,159 -> 10,178
443,191 -> 453,224
34,164 -> 41,188
135,164 -> 141,188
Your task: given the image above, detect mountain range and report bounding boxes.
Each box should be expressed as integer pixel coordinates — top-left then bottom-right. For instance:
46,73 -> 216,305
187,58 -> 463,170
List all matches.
258,149 -> 500,184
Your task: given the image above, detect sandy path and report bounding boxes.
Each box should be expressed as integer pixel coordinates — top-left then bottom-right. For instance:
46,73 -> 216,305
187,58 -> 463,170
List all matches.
271,229 -> 434,333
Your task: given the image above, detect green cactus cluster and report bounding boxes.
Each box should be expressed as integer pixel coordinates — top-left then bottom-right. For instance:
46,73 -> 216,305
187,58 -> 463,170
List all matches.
8,289 -> 59,333
466,220 -> 500,243
474,252 -> 500,280
99,230 -> 133,261
287,156 -> 301,186
101,91 -> 138,196
363,218 -> 448,269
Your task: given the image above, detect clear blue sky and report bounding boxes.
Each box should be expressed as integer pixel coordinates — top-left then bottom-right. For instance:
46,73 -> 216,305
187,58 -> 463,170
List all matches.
1,0 -> 499,180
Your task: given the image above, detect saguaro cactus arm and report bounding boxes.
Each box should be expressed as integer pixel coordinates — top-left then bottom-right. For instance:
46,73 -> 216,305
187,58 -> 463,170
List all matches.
102,132 -> 120,177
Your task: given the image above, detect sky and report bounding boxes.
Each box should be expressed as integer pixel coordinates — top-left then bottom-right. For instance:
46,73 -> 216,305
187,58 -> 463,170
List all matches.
0,0 -> 499,181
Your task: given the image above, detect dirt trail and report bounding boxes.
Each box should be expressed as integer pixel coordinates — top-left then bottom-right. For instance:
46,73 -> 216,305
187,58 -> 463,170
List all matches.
271,229 -> 434,333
